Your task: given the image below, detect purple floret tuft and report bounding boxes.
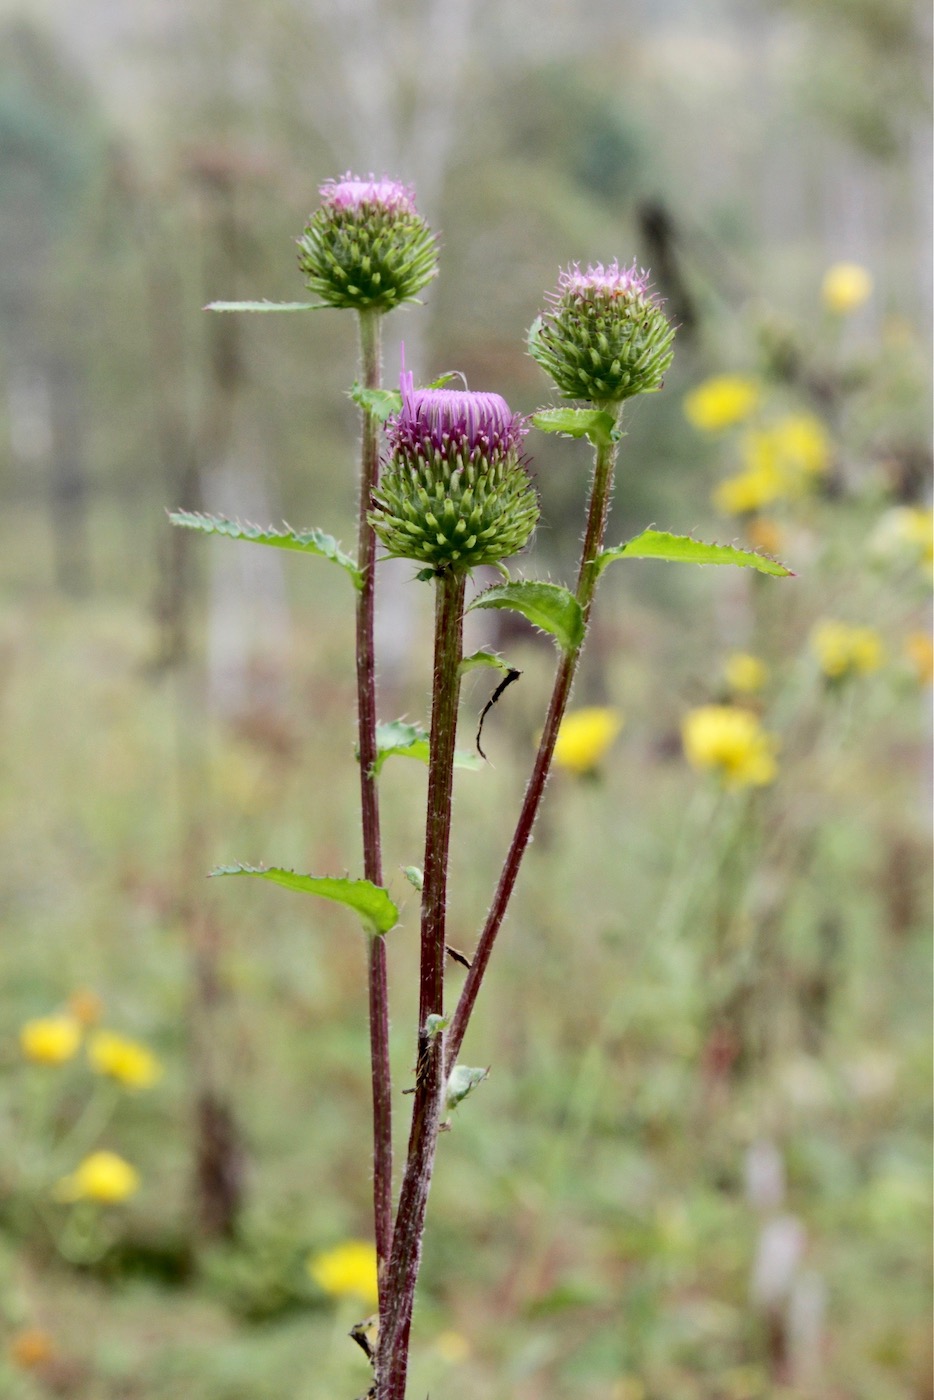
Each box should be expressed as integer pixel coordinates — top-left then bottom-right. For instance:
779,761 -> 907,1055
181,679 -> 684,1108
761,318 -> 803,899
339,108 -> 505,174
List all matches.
553,259 -> 652,304
391,370 -> 527,457
319,173 -> 418,216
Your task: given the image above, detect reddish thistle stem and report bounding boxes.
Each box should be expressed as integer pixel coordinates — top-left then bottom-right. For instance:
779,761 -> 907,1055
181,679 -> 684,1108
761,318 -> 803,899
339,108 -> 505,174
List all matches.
446,417 -> 621,1068
355,309 -> 393,1288
377,567 -> 466,1400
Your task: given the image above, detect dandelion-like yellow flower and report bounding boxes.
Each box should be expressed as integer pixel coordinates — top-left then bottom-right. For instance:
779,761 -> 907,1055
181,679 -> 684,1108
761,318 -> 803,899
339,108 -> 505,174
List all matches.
552,707 -> 624,775
904,631 -> 933,685
19,1015 -> 82,1066
684,375 -> 760,433
682,706 -> 778,788
54,1151 -> 140,1204
714,415 -> 831,515
761,414 -> 831,480
712,465 -> 782,516
8,1328 -> 55,1371
724,653 -> 768,695
308,1240 -> 379,1306
88,1031 -> 162,1090
811,621 -> 884,679
821,262 -> 873,315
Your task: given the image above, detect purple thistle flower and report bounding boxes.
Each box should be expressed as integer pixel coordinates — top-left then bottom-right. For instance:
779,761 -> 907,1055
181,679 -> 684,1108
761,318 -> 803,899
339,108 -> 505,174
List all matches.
370,370 -> 538,573
390,370 -> 527,460
319,172 -> 419,217
554,259 -> 651,303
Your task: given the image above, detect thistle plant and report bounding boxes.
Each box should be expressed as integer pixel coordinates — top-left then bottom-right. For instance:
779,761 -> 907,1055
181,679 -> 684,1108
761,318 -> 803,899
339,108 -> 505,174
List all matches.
171,184 -> 791,1398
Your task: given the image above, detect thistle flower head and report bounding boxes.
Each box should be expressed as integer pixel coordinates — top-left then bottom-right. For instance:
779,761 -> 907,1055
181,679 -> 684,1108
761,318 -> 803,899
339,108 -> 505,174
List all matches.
369,371 -> 538,573
298,172 -> 438,313
530,259 -> 675,404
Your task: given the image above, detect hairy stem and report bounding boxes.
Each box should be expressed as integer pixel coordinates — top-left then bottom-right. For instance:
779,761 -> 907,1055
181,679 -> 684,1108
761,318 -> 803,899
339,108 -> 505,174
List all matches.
446,416 -> 621,1068
355,309 -> 393,1288
377,568 -> 467,1400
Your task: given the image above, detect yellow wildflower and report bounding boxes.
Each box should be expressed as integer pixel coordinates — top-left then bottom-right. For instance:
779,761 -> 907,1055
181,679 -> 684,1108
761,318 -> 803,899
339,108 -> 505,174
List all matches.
308,1240 -> 379,1306
20,1015 -> 82,1066
682,706 -> 778,788
435,1331 -> 471,1363
725,653 -> 768,694
8,1328 -> 55,1371
904,631 -> 933,685
68,987 -> 104,1027
54,1151 -> 140,1204
821,262 -> 873,315
88,1031 -> 162,1090
684,375 -> 760,432
811,621 -> 884,679
712,464 -> 782,516
552,707 -> 624,775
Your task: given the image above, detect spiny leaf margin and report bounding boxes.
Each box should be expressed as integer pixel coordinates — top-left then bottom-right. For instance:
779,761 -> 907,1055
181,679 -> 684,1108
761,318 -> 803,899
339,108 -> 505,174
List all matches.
596,528 -> 793,579
468,580 -> 585,654
531,407 -> 619,448
168,510 -> 362,589
210,864 -> 398,935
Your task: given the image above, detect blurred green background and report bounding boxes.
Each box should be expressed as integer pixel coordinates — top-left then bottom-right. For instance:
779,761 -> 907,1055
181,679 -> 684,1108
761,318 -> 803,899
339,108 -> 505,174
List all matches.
0,0 -> 931,1397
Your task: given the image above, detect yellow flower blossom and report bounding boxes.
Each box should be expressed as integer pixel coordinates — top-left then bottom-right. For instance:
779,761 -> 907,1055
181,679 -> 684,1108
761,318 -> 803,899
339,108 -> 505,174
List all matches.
714,415 -> 831,515
682,706 -> 778,788
20,1015 -> 82,1066
821,262 -> 873,315
435,1331 -> 471,1363
552,707 -> 624,775
684,375 -> 760,433
308,1240 -> 379,1306
88,1031 -> 162,1090
8,1328 -> 55,1371
712,465 -> 782,516
725,653 -> 768,694
811,621 -> 884,679
904,632 -> 933,685
67,987 -> 104,1027
54,1151 -> 140,1204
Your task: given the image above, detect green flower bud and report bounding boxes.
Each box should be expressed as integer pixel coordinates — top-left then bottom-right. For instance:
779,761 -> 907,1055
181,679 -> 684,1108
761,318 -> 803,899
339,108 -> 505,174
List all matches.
297,175 -> 438,313
369,374 -> 539,574
530,261 -> 675,404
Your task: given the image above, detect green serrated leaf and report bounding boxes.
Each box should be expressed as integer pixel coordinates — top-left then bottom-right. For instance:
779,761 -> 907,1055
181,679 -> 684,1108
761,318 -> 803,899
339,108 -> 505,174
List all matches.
370,720 -> 483,777
531,407 -> 617,448
444,1064 -> 489,1113
349,384 -> 403,422
210,864 -> 398,935
468,581 -> 585,654
168,511 -> 362,589
596,529 -> 794,579
459,648 -> 512,677
205,300 -> 322,313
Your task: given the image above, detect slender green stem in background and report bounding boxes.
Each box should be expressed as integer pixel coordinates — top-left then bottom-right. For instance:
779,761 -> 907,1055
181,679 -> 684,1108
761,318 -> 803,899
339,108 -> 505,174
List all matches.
378,568 -> 467,1400
355,309 -> 393,1289
446,412 -> 621,1068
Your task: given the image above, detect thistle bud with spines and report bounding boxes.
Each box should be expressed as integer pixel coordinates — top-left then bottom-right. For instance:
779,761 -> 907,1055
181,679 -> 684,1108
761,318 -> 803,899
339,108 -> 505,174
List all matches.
530,261 -> 675,404
297,174 -> 438,313
369,373 -> 539,574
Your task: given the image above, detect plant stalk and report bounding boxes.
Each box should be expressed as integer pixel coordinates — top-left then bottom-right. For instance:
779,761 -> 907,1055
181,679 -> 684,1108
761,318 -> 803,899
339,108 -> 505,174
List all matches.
377,567 -> 467,1400
355,309 -> 393,1288
446,416 -> 621,1068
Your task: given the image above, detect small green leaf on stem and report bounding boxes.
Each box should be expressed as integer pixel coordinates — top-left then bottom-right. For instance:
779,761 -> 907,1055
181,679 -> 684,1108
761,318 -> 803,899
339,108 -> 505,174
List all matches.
403,865 -> 424,891
596,529 -> 794,578
168,511 -> 363,588
205,300 -> 322,313
469,581 -> 585,654
531,407 -> 618,448
444,1064 -> 489,1113
425,1014 -> 450,1039
210,864 -> 398,936
459,648 -> 513,677
349,383 -> 403,422
369,720 -> 483,777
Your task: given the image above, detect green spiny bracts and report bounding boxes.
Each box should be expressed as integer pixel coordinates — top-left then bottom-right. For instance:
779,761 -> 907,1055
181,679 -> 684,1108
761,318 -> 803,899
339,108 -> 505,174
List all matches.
530,261 -> 675,404
297,175 -> 438,313
369,375 -> 539,573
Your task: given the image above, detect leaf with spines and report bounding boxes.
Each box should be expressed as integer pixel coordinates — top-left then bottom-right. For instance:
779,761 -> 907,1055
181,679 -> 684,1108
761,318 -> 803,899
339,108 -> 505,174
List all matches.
210,864 -> 398,936
469,581 -> 585,654
596,529 -> 793,579
168,511 -> 362,589
531,407 -> 619,448
459,648 -> 513,678
205,300 -> 323,313
349,384 -> 403,422
369,720 -> 483,777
